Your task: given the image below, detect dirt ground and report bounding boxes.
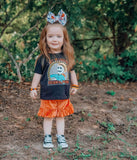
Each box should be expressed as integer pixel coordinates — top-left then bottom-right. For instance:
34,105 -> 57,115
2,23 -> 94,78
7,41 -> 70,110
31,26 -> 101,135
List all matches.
0,79 -> 137,160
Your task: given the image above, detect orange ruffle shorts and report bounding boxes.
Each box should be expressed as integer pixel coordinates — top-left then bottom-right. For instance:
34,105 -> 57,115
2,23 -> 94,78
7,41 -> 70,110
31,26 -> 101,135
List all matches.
38,99 -> 74,118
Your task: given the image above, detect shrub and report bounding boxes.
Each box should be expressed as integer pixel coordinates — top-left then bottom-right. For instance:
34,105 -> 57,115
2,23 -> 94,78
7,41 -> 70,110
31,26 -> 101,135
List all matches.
75,50 -> 137,83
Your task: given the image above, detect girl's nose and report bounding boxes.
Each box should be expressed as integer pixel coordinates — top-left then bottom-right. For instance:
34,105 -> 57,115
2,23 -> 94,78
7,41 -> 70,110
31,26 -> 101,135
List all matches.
53,36 -> 57,41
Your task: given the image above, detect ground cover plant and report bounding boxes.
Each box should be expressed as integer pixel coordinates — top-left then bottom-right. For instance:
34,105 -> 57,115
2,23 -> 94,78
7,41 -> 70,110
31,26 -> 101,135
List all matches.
0,80 -> 137,160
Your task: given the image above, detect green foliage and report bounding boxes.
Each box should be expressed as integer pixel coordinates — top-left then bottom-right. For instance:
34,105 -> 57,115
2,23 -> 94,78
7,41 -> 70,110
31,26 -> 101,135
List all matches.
26,118 -> 31,122
24,146 -> 30,149
0,0 -> 137,82
3,117 -> 9,121
106,90 -> 116,96
75,50 -> 137,83
65,133 -> 137,160
112,106 -> 118,110
0,62 -> 16,80
1,150 -> 19,159
78,0 -> 137,56
118,151 -> 137,159
97,121 -> 116,134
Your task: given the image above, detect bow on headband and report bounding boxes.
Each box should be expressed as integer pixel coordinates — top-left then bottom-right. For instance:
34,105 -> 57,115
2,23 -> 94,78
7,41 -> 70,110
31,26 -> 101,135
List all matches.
47,9 -> 67,26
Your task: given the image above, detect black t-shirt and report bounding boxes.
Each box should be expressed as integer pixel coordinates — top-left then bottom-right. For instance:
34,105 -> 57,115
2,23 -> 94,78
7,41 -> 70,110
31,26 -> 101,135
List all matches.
34,52 -> 71,100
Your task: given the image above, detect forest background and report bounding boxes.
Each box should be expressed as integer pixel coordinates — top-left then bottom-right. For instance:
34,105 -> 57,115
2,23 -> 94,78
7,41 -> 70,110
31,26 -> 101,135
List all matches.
0,0 -> 137,83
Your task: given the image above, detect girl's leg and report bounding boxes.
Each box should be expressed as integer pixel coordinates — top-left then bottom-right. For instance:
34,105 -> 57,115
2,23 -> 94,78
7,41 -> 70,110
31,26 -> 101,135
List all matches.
56,117 -> 68,148
43,117 -> 53,135
56,117 -> 65,135
43,117 -> 54,148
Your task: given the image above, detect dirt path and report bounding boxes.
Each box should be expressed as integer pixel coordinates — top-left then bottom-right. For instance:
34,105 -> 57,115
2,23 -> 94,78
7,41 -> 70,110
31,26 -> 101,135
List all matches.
0,80 -> 137,160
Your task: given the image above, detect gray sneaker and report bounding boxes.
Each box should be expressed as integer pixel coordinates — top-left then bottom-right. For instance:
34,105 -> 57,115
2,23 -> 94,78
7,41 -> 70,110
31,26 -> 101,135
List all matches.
43,135 -> 54,149
57,135 -> 68,149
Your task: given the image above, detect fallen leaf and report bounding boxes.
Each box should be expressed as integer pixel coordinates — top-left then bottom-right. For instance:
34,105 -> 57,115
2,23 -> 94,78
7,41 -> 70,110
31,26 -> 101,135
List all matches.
92,125 -> 98,129
120,96 -> 124,100
129,98 -> 133,101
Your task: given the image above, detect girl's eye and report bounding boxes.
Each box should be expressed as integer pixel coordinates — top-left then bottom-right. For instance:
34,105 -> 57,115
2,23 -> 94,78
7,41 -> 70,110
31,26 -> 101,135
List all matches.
48,36 -> 52,38
57,36 -> 62,38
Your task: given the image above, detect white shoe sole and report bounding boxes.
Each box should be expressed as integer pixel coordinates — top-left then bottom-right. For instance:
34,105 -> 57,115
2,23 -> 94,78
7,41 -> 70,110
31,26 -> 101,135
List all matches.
58,144 -> 68,149
43,143 -> 54,149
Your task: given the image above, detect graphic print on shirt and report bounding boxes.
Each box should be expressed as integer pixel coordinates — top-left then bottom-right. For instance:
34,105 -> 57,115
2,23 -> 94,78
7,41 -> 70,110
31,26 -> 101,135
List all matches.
47,59 -> 69,86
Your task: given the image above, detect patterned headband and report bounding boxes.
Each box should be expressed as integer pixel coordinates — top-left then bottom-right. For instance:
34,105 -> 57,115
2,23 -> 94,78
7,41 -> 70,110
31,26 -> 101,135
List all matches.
47,9 -> 67,26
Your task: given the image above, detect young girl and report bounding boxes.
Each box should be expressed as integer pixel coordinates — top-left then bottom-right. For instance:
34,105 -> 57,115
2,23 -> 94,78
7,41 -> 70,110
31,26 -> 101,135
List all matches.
30,10 -> 78,149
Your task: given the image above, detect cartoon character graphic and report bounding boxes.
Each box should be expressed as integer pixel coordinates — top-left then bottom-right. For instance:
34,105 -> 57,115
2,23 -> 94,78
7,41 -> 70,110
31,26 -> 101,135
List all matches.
48,61 -> 69,85
50,63 -> 66,82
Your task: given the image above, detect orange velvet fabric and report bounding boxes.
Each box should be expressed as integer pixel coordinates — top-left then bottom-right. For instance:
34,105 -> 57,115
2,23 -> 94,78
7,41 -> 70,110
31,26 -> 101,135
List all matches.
38,99 -> 74,118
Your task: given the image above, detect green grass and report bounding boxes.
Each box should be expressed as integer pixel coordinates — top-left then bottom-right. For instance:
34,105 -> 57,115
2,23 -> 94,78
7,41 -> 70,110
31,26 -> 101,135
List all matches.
1,114 -> 137,160
1,150 -> 19,158
1,139 -> 137,160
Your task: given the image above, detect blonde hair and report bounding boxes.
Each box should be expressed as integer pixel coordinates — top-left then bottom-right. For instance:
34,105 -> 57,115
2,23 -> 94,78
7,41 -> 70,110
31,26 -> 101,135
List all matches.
39,23 -> 75,71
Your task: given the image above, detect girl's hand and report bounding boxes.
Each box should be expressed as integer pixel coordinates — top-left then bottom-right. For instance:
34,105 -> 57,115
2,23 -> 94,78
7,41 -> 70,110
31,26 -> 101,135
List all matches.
30,90 -> 37,99
70,88 -> 78,95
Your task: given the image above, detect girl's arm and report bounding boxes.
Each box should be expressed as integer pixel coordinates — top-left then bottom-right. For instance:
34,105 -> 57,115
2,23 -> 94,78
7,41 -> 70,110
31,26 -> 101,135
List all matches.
70,70 -> 78,95
31,73 -> 42,88
30,73 -> 42,99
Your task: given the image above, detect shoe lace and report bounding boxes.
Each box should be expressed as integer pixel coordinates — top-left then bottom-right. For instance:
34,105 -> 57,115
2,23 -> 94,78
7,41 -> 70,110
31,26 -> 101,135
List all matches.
44,135 -> 52,143
58,135 -> 66,143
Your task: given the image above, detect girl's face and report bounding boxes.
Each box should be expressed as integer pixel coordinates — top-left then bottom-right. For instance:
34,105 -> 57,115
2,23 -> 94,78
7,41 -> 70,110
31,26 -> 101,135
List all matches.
46,24 -> 64,53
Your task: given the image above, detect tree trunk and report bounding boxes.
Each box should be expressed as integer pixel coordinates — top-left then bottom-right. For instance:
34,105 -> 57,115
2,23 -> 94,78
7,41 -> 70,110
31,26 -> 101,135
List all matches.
0,43 -> 22,82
